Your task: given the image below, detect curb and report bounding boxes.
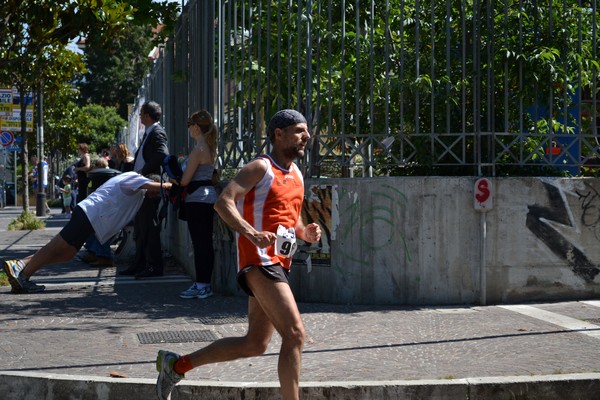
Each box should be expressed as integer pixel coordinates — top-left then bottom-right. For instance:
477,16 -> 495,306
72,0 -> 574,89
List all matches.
2,371 -> 600,399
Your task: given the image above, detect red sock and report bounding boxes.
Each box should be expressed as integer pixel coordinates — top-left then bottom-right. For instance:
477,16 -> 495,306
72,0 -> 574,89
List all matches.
174,355 -> 193,375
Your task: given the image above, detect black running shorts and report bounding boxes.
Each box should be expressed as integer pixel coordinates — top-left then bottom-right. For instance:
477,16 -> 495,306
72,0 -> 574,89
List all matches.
237,264 -> 290,297
59,206 -> 95,250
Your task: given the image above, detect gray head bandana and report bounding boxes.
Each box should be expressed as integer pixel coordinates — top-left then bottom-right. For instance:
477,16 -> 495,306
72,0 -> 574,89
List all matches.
267,109 -> 307,138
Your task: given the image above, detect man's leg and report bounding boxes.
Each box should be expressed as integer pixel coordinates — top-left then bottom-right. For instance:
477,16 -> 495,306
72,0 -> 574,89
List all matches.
84,236 -> 113,266
3,234 -> 78,293
183,267 -> 304,399
155,290 -> 276,400
186,294 -> 276,366
122,204 -> 148,275
244,267 -> 306,400
144,196 -> 163,272
21,234 -> 79,277
134,197 -> 163,278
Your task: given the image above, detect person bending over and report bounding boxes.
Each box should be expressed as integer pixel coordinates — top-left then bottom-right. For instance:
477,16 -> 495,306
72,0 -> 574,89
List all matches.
2,172 -> 172,294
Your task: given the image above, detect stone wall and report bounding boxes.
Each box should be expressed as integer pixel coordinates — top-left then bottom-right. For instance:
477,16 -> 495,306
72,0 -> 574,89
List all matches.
167,177 -> 600,305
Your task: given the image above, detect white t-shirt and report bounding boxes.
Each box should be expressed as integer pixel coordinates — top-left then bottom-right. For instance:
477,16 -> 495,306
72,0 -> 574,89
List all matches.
77,172 -> 151,243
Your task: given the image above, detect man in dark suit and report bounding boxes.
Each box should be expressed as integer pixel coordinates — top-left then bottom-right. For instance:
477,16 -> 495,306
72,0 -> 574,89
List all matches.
120,101 -> 169,278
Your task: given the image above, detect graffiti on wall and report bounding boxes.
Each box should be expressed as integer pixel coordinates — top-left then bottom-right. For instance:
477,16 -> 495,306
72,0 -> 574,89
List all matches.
526,181 -> 600,283
335,184 -> 411,269
298,183 -> 412,271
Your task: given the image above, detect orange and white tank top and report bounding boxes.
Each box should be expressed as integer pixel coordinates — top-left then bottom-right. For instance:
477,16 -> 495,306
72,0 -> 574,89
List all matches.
236,154 -> 304,271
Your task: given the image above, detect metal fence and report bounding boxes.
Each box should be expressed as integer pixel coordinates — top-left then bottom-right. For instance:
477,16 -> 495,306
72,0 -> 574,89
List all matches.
135,0 -> 600,178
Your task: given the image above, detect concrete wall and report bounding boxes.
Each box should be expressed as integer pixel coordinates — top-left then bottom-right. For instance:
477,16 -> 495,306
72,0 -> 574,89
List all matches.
166,177 -> 600,306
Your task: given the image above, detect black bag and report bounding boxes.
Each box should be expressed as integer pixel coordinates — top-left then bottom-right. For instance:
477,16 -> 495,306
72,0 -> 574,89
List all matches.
177,189 -> 187,221
165,184 -> 187,221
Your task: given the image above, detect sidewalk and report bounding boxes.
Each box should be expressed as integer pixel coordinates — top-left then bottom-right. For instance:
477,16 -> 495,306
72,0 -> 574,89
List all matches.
1,205 -> 600,399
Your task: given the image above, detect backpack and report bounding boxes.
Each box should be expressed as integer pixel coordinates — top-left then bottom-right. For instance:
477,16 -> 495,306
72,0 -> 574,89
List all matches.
163,154 -> 183,182
161,155 -> 186,220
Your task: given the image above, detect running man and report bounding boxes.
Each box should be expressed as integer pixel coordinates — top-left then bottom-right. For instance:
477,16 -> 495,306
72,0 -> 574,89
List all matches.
155,109 -> 321,400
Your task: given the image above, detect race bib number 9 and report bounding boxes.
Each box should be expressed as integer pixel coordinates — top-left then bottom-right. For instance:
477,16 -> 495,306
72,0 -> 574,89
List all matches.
275,225 -> 297,258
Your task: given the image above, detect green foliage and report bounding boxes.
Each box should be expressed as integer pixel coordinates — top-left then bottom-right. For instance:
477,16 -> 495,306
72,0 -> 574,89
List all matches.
0,0 -> 179,209
79,24 -> 156,119
8,211 -> 46,231
0,271 -> 7,287
34,88 -> 126,161
73,104 -> 127,153
43,84 -> 84,158
226,0 -> 599,176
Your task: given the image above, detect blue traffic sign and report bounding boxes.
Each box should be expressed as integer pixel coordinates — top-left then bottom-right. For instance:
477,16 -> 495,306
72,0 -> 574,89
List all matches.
0,131 -> 14,147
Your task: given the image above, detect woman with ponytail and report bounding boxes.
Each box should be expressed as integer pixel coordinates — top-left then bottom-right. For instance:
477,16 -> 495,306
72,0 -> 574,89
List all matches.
177,110 -> 219,299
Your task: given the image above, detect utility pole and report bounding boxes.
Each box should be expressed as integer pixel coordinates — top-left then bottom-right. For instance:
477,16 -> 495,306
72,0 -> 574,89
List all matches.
36,84 -> 45,216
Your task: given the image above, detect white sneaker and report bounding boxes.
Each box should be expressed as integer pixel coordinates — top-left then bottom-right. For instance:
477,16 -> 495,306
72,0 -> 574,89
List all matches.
155,350 -> 184,400
3,260 -> 24,290
197,285 -> 213,299
3,259 -> 45,294
179,284 -> 213,299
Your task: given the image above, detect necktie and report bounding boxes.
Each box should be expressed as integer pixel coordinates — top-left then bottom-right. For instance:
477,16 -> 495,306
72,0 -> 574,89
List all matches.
134,131 -> 147,160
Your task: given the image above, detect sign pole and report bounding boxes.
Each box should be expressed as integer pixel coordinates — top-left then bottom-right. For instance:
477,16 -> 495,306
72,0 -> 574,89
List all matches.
14,148 -> 17,206
36,85 -> 45,216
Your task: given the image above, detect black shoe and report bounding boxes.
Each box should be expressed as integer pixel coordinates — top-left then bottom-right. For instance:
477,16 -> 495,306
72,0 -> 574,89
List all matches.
119,266 -> 144,276
135,267 -> 163,279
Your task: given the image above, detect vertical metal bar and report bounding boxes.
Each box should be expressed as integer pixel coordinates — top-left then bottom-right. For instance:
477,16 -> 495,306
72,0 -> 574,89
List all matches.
593,0 -> 598,146
256,0 -> 263,142
368,0 -> 375,177
310,0 -> 322,178
327,0 -> 333,162
217,0 -> 224,167
305,0 -> 314,175
461,1 -> 466,137
562,0 -> 569,157
384,0 -> 390,146
287,0 -> 293,105
473,0 -> 481,176
446,0 -> 451,135
297,0 -> 303,112
340,0 -> 346,173
415,0 -> 421,140
430,0 -> 435,141
576,0 -> 582,161
400,0 -> 405,162
354,0 -> 361,176
265,1 -> 272,122
548,0 -> 554,162
277,0 -> 282,111
487,0 -> 495,173
519,0 -> 524,162
504,0 -> 509,139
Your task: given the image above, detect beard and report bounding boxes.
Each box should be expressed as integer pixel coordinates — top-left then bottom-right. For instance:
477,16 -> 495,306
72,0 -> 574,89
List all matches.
283,145 -> 305,160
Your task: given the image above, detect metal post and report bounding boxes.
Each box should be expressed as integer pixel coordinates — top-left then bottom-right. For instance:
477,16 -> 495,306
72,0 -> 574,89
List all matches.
36,86 -> 45,216
480,212 -> 487,306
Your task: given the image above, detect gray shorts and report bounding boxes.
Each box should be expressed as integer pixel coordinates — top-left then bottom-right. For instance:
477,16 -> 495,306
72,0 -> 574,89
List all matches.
237,264 -> 290,297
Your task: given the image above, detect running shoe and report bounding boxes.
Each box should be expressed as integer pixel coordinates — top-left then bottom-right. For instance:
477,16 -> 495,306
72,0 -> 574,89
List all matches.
156,350 -> 184,400
179,284 -> 213,299
3,259 -> 25,291
197,285 -> 213,299
13,276 -> 46,294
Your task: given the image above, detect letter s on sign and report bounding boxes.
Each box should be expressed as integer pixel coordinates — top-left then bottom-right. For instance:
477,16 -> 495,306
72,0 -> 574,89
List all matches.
474,178 -> 493,211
